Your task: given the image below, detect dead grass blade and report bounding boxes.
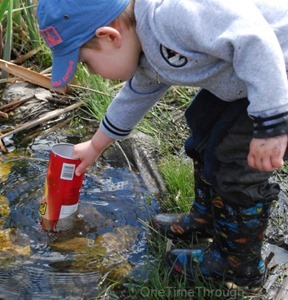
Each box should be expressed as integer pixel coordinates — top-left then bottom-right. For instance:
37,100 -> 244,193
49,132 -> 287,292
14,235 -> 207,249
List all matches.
0,59 -> 69,94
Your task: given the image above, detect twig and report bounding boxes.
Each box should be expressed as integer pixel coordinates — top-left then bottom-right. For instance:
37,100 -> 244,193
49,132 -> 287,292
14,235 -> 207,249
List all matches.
40,67 -> 52,75
69,84 -> 110,96
20,118 -> 71,145
265,251 -> 275,268
11,47 -> 42,64
0,111 -> 8,119
46,97 -> 69,106
166,239 -> 173,253
0,102 -> 83,144
0,77 -> 18,84
115,141 -> 132,171
0,95 -> 34,111
137,218 -> 158,234
0,139 -> 8,153
109,81 -> 125,91
5,156 -> 47,163
137,218 -> 171,240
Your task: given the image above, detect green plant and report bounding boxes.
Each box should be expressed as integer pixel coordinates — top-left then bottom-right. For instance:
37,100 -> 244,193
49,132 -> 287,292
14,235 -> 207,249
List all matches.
0,0 -> 12,68
74,65 -> 115,122
158,155 -> 195,212
0,0 -> 41,78
22,0 -> 39,48
0,0 -> 10,22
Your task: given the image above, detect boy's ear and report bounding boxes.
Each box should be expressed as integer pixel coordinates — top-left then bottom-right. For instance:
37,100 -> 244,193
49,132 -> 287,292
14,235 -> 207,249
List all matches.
95,27 -> 122,47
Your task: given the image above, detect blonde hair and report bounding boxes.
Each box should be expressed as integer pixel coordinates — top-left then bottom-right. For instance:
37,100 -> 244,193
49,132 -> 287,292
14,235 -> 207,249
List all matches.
82,0 -> 135,50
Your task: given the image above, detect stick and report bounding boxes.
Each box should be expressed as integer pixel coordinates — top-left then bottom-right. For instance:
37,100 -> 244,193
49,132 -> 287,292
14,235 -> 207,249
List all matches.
0,102 -> 83,142
0,139 -> 8,153
0,59 -> 69,94
0,95 -> 34,111
69,84 -> 110,96
46,97 -> 69,106
0,77 -> 18,84
0,111 -> 8,119
115,141 -> 132,171
20,118 -> 71,145
11,47 -> 42,64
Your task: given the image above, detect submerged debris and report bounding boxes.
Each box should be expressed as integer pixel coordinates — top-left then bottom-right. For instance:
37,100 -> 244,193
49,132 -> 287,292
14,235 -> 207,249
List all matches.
0,195 -> 9,228
0,194 -> 31,263
50,225 -> 140,279
0,228 -> 31,263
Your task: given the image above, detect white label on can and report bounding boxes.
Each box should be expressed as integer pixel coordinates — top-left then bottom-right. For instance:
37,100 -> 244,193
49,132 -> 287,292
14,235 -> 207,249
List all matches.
59,203 -> 78,219
60,163 -> 75,180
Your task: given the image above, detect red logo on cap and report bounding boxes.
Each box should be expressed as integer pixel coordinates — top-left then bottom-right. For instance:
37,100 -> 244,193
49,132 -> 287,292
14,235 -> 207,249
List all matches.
63,61 -> 74,83
40,26 -> 63,47
52,60 -> 75,87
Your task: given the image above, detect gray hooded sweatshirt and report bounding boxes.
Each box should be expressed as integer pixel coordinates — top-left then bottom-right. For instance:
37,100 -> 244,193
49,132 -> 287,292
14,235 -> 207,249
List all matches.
100,0 -> 288,139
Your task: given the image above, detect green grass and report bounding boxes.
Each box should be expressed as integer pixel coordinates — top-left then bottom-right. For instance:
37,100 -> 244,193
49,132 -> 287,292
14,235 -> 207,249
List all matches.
74,65 -> 115,121
158,155 -> 195,213
0,0 -> 42,63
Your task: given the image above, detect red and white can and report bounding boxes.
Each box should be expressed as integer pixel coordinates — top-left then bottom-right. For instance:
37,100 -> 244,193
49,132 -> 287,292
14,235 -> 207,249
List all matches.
39,143 -> 84,231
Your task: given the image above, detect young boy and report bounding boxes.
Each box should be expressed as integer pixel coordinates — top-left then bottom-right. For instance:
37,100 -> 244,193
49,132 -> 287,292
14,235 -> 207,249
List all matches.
37,0 -> 288,289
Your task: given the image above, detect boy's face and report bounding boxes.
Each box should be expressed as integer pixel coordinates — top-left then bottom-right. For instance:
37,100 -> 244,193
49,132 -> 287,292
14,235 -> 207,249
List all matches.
79,26 -> 141,81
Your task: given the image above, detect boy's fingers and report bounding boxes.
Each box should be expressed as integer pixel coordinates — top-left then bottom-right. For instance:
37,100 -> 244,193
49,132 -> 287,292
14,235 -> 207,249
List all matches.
261,158 -> 273,171
71,153 -> 79,160
271,156 -> 284,169
75,163 -> 86,176
247,153 -> 256,169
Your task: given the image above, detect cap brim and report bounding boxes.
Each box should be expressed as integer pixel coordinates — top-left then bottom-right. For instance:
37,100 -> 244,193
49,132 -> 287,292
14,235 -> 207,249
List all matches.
51,48 -> 79,88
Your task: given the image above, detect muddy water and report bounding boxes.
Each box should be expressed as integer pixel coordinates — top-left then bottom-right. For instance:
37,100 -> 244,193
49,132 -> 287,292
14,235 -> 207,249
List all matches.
0,132 -> 159,299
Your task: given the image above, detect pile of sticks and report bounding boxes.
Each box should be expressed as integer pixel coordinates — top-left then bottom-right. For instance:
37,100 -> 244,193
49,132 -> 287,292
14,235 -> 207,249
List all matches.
0,59 -> 82,152
0,95 -> 82,152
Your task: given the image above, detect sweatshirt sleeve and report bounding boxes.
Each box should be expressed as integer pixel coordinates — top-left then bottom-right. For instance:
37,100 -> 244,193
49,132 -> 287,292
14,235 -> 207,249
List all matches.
167,0 -> 288,138
99,65 -> 170,140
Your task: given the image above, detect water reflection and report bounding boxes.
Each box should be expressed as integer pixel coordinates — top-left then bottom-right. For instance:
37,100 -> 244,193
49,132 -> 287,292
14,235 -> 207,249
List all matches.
0,139 -> 159,299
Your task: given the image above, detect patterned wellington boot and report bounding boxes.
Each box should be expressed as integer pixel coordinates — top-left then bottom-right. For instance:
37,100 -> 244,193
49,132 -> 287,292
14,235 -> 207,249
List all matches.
165,196 -> 271,289
151,160 -> 213,241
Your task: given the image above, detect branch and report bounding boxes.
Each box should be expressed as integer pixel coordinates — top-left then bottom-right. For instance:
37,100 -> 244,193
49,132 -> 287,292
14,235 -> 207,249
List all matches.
0,101 -> 83,143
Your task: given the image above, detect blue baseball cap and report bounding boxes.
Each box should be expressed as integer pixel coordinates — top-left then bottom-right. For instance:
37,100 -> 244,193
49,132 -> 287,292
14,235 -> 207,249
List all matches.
37,0 -> 130,88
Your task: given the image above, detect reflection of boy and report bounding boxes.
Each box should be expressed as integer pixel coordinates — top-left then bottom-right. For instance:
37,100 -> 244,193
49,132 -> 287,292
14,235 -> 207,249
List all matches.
37,0 -> 288,289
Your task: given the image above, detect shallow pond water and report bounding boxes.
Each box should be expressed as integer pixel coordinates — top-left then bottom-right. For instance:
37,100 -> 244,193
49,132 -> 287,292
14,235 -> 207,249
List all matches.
0,131 -> 160,299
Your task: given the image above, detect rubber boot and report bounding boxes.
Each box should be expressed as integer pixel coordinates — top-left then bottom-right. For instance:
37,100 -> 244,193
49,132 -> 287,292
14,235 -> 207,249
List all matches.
151,159 -> 213,241
165,196 -> 271,289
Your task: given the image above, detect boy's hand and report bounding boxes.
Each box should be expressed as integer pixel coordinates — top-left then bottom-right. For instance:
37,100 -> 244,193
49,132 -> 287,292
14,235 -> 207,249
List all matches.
248,135 -> 288,171
72,129 -> 114,176
72,140 -> 100,176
